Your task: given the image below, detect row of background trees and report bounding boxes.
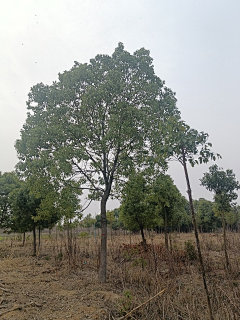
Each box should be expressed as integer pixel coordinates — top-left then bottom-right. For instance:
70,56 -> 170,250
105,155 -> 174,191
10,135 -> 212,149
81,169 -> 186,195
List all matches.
2,168 -> 239,253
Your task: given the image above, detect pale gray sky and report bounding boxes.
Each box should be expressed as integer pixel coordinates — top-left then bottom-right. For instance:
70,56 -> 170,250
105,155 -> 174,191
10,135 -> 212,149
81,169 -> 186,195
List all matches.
1,0 -> 240,213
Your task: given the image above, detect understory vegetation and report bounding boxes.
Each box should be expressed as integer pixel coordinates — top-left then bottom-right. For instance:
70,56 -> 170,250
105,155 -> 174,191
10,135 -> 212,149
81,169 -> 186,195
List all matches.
0,230 -> 239,319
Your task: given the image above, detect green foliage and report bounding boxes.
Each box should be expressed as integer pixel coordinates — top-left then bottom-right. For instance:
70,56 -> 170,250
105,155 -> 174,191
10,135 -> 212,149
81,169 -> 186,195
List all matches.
56,252 -> 63,261
201,165 -> 240,215
119,291 -> 133,314
0,172 -> 21,230
80,214 -> 96,229
0,171 -> 64,236
106,208 -> 124,230
132,257 -> 147,268
184,240 -> 197,261
194,198 -> 221,231
151,173 -> 187,228
120,172 -> 160,232
10,184 -> 60,233
78,231 -> 90,239
95,214 -> 101,229
15,42 -> 180,213
157,119 -> 220,167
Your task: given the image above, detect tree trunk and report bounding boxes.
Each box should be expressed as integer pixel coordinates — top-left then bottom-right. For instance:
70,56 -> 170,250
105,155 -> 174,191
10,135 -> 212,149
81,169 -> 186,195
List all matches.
110,220 -> 112,241
164,206 -> 169,250
182,149 -> 213,320
38,226 -> 41,249
140,225 -> 146,246
33,225 -> 36,256
99,196 -> 108,283
222,211 -> 229,271
22,232 -> 25,247
169,230 -> 173,252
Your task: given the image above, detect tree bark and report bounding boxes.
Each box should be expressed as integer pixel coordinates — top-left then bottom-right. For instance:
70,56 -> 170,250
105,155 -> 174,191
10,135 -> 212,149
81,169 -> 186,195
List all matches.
33,224 -> 36,256
140,225 -> 146,246
99,195 -> 108,283
182,149 -> 214,320
22,232 -> 25,247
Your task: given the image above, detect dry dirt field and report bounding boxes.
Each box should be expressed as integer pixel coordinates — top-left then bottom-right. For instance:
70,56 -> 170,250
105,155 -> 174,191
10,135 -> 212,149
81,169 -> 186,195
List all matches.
0,231 -> 239,320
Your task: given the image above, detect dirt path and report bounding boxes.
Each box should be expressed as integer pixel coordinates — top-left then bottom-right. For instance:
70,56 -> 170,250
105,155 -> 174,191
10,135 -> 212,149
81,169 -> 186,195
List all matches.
0,256 -> 120,320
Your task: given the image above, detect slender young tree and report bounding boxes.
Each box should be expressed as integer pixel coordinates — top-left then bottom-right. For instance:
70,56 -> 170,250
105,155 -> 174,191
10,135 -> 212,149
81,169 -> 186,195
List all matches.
155,119 -> 220,320
15,43 -> 179,282
200,165 -> 240,270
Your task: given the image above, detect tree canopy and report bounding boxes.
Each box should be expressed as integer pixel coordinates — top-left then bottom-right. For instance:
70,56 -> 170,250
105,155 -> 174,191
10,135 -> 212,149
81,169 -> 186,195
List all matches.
120,172 -> 160,244
200,164 -> 240,210
201,165 -> 240,271
15,43 -> 180,282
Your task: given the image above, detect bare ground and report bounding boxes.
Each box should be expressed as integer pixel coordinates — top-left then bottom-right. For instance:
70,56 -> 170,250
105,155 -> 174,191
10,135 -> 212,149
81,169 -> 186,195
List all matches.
0,237 -> 120,320
0,231 -> 240,320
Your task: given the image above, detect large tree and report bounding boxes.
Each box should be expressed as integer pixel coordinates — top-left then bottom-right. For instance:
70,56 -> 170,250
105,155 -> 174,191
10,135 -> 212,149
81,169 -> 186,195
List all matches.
15,43 -> 179,282
200,165 -> 240,269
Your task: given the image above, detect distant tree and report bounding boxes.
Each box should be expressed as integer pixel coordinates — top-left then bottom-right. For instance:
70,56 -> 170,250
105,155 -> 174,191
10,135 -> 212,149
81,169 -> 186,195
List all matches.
0,172 -> 78,253
111,208 -> 125,231
120,173 -> 160,245
150,173 -> 186,249
10,185 -> 60,255
106,210 -> 115,240
0,172 -> 21,231
155,120 -> 219,320
95,214 -> 101,229
80,214 -> 96,232
195,198 -> 220,232
201,165 -> 240,269
15,43 -> 179,282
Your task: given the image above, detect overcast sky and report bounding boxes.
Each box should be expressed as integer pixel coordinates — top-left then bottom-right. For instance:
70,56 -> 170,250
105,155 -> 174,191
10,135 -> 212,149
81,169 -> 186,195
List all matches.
1,0 -> 240,213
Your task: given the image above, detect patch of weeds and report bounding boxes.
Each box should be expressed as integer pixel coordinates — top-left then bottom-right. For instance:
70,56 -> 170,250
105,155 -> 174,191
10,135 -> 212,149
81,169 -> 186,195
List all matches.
79,231 -> 90,239
132,257 -> 147,268
42,234 -> 52,240
56,252 -> 63,261
184,240 -> 197,261
118,291 -> 133,315
44,256 -> 50,260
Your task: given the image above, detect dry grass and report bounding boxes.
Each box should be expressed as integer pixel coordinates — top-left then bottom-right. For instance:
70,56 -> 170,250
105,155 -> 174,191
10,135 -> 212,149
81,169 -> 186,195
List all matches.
0,230 -> 240,319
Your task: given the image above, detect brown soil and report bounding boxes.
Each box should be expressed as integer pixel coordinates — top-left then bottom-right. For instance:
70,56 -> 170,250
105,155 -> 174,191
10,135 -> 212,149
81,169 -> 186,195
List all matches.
0,231 -> 240,320
0,252 -> 119,320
